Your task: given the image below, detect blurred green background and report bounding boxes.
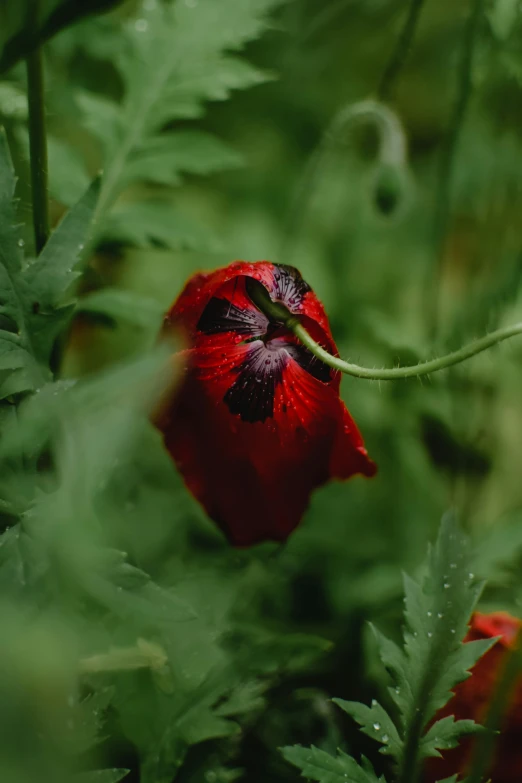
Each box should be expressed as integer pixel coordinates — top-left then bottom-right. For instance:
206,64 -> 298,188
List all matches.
1,1 -> 522,781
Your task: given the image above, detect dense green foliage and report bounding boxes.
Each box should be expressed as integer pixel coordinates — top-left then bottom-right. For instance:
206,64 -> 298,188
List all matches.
1,1 -> 522,782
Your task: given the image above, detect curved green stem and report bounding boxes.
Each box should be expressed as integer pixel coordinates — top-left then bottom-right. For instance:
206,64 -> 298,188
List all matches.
292,320 -> 522,380
280,99 -> 409,258
26,39 -> 49,255
246,278 -> 522,381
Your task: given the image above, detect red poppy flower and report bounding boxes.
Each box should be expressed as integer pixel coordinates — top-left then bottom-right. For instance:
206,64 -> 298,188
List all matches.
157,261 -> 376,546
425,611 -> 522,783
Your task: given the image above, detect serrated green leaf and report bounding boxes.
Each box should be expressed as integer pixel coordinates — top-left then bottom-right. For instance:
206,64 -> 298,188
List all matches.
71,0 -> 283,249
373,513 -> 493,775
0,132 -> 101,393
122,131 -> 242,189
281,745 -> 384,783
0,128 -> 46,396
27,177 -> 100,307
333,698 -> 402,757
420,715 -> 485,758
100,200 -> 219,251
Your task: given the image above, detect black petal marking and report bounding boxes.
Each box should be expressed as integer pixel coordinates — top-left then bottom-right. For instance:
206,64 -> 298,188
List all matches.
197,296 -> 268,336
223,340 -> 330,424
224,342 -> 288,423
272,264 -> 311,310
285,343 -> 331,383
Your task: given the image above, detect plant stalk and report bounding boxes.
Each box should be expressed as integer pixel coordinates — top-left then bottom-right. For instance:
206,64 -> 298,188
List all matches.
26,42 -> 50,255
246,278 -> 522,381
427,0 -> 484,336
378,0 -> 428,100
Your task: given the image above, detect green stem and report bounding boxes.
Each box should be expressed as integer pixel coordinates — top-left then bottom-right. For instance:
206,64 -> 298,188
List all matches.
246,278 -> 522,381
428,0 -> 484,335
378,0 -> 428,100
26,42 -> 50,255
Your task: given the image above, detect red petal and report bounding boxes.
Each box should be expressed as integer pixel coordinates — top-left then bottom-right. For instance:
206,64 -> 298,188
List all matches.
167,261 -> 275,337
158,260 -> 376,546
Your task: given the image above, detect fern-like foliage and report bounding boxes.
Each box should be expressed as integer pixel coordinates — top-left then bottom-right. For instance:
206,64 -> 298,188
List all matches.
55,0 -> 281,252
282,514 -> 495,783
0,129 -> 99,399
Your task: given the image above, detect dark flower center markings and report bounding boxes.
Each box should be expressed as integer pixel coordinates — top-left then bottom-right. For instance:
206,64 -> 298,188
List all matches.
197,296 -> 268,336
224,341 -> 288,423
197,274 -> 329,423
225,339 -> 331,424
272,264 -> 311,310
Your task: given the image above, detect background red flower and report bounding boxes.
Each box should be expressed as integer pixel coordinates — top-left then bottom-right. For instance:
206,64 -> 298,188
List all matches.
157,261 -> 376,546
425,611 -> 522,783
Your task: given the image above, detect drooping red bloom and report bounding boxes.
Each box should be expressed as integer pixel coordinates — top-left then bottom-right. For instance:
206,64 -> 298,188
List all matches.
157,261 -> 376,546
425,611 -> 522,783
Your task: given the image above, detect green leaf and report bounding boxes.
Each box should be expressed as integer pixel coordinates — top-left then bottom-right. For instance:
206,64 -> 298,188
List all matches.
73,0 -> 282,248
100,201 -> 218,251
0,128 -> 46,395
292,515 -> 494,782
121,131 -> 242,189
333,698 -> 402,757
0,0 -> 126,74
420,715 -> 485,758
281,745 -> 385,783
372,513 -> 494,774
0,131 -> 100,395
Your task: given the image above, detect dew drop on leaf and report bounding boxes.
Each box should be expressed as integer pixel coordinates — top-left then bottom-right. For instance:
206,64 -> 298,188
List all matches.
135,18 -> 148,32
373,722 -> 381,731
